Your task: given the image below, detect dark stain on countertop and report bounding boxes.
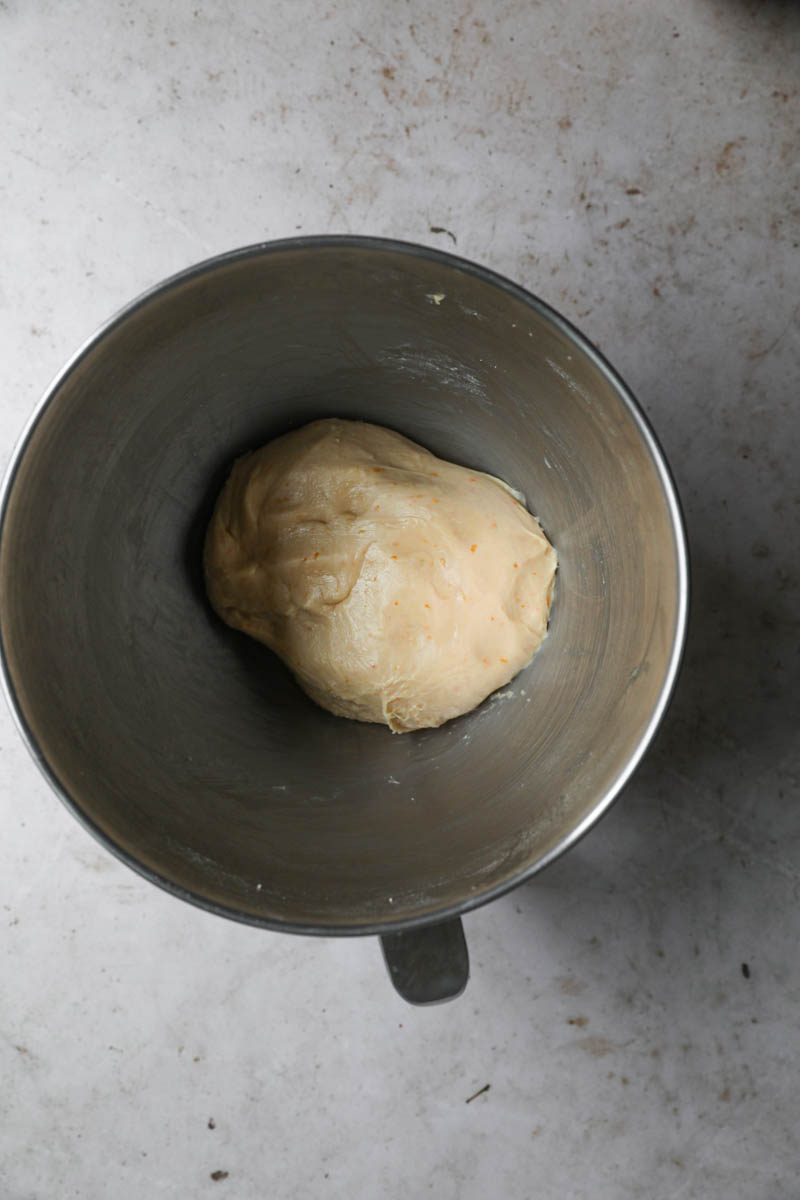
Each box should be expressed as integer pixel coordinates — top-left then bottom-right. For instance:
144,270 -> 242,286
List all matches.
558,975 -> 585,996
210,1169 -> 229,1181
715,138 -> 746,176
576,1036 -> 616,1057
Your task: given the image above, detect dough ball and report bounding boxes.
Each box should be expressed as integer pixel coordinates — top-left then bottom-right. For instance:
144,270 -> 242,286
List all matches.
204,419 -> 557,733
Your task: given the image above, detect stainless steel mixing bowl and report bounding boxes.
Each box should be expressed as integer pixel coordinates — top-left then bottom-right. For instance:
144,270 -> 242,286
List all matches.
0,238 -> 688,1003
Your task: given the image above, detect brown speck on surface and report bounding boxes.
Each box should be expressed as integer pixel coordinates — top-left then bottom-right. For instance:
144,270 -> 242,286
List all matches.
715,138 -> 745,175
465,1083 -> 490,1104
719,1086 -> 731,1102
558,975 -> 585,996
742,962 -> 751,978
625,186 -> 642,195
567,1016 -> 589,1028
210,1170 -> 229,1181
382,65 -> 395,79
558,115 -> 572,131
575,1036 -> 615,1057
208,1118 -> 216,1129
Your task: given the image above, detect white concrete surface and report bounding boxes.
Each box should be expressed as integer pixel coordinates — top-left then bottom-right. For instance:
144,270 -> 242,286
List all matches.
1,1 -> 798,1197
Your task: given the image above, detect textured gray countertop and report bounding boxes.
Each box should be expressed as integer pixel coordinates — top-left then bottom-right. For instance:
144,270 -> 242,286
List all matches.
1,2 -> 798,1197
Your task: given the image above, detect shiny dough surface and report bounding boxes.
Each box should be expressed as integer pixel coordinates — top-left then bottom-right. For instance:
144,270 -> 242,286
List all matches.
204,419 -> 557,733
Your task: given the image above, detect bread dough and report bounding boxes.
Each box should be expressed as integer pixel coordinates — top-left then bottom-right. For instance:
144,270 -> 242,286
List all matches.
204,419 -> 557,733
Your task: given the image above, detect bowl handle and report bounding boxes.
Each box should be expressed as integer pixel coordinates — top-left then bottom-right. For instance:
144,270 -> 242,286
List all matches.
380,917 -> 469,1005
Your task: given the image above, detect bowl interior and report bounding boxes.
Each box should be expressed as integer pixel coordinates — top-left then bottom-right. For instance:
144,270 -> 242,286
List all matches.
0,241 -> 685,929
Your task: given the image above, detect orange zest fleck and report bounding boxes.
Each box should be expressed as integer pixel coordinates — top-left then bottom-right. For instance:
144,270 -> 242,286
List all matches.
424,603 -> 431,609
391,554 -> 398,560
430,472 -> 439,477
513,562 -> 518,568
313,552 -> 319,559
372,467 -> 383,472
393,600 -> 399,606
546,596 -> 551,607
470,544 -> 477,553
490,616 -> 495,621
432,497 -> 439,503
499,657 -> 508,663
482,657 -> 489,664
374,504 -> 381,510
440,557 -> 446,566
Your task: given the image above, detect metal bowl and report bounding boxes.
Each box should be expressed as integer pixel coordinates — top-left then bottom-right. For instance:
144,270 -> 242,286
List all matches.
0,238 -> 688,1002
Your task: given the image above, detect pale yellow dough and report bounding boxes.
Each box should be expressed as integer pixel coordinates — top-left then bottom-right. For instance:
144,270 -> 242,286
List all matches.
204,419 -> 557,732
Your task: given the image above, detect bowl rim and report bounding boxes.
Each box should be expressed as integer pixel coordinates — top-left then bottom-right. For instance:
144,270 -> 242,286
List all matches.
0,234 -> 690,937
